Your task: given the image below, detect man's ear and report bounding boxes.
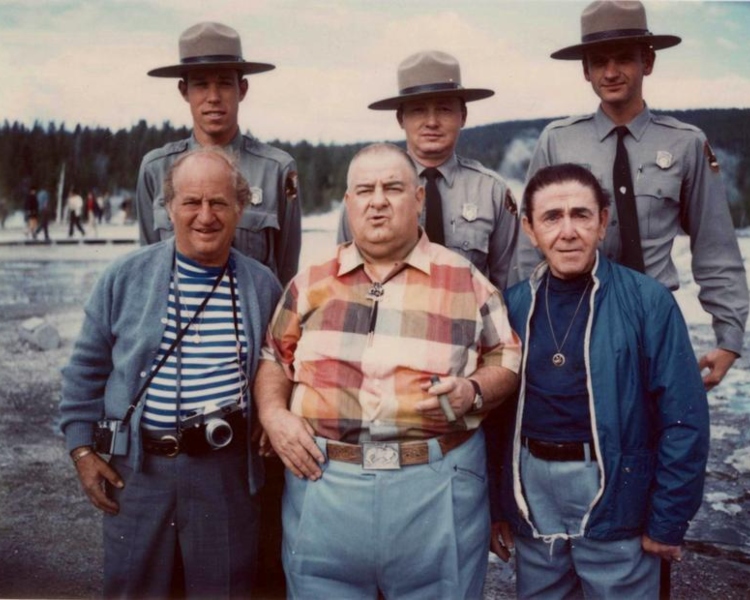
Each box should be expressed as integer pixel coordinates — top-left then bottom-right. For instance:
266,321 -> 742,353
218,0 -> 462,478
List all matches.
178,79 -> 188,101
521,215 -> 539,248
642,47 -> 656,77
239,78 -> 249,101
415,185 -> 425,214
599,207 -> 610,240
582,58 -> 591,83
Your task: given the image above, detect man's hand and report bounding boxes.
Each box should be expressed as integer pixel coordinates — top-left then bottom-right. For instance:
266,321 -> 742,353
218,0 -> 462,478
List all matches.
74,451 -> 123,515
261,407 -> 325,480
698,347 -> 738,391
490,521 -> 514,562
416,376 -> 474,422
642,535 -> 682,562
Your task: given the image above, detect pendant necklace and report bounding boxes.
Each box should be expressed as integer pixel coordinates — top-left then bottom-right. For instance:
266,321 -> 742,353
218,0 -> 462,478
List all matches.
544,272 -> 591,367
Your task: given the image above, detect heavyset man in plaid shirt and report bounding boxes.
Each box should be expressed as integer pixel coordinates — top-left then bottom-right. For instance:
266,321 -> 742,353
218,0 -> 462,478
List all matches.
254,143 -> 521,598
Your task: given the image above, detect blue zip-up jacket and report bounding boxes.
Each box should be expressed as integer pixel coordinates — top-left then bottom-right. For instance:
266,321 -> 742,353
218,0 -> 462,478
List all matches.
489,253 -> 709,545
59,240 -> 282,494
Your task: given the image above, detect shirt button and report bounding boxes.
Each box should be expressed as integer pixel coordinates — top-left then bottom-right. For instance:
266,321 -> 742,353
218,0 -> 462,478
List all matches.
140,371 -> 147,378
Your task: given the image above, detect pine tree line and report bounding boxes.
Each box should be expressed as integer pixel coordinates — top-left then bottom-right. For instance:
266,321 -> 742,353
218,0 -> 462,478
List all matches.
2,107 -> 749,224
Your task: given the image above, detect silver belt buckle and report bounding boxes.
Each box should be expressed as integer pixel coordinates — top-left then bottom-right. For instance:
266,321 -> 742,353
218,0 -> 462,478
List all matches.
362,442 -> 401,470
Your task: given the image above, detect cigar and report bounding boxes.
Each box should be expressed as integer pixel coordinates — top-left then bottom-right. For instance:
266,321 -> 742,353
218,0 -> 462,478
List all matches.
430,375 -> 457,422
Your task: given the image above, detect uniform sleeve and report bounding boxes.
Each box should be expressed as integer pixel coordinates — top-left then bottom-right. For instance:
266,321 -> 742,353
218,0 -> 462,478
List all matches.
644,288 -> 710,545
511,132 -> 551,282
487,180 -> 519,290
276,162 -> 303,287
135,156 -> 160,246
682,135 -> 748,354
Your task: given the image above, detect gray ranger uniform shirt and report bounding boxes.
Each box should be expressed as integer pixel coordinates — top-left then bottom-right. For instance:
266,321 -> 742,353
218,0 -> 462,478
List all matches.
136,131 -> 302,287
338,153 -> 519,291
515,105 -> 748,355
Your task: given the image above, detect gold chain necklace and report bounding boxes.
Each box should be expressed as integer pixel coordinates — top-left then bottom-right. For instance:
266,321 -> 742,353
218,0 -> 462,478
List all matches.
544,273 -> 591,367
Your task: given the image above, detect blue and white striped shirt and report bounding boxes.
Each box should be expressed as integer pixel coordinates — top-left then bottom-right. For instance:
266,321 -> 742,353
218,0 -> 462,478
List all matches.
142,253 -> 248,431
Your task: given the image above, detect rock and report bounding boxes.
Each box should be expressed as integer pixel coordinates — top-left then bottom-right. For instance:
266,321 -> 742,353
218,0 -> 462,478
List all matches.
18,317 -> 60,350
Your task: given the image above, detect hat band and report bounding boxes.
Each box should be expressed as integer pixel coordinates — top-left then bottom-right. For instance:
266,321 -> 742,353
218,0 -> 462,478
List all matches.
399,82 -> 464,96
582,28 -> 652,44
181,54 -> 245,65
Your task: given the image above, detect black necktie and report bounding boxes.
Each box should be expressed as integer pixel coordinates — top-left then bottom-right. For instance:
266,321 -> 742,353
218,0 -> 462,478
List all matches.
613,126 -> 645,273
423,167 -> 445,245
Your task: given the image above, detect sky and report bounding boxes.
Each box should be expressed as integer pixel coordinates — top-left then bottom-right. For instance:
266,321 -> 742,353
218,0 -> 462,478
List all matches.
2,0 -> 750,144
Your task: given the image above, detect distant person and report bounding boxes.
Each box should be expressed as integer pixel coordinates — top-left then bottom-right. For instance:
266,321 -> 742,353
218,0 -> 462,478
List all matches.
60,147 -> 282,598
102,192 -> 112,224
24,186 -> 39,240
338,50 -> 518,291
514,0 -> 748,390
34,188 -> 52,242
135,22 -> 302,596
86,191 -> 99,237
0,198 -> 8,229
491,163 -> 709,598
67,189 -> 86,238
256,143 -> 521,598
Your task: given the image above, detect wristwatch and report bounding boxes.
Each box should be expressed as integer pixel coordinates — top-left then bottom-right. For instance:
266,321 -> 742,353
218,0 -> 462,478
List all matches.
468,379 -> 483,412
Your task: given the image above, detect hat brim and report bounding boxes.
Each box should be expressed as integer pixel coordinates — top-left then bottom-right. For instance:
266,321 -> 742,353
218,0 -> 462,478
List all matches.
368,88 -> 494,111
551,34 -> 681,60
148,61 -> 276,78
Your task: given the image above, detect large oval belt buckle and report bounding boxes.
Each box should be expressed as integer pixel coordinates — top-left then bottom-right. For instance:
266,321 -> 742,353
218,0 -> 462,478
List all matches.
362,442 -> 401,470
160,434 -> 180,458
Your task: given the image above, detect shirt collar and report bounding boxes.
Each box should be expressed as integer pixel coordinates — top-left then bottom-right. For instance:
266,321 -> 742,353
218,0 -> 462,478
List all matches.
188,130 -> 243,151
412,154 -> 459,187
594,103 -> 652,143
336,229 -> 432,279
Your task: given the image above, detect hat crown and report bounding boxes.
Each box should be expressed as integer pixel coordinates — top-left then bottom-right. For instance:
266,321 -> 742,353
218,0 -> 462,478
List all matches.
179,22 -> 243,61
397,51 -> 462,93
581,1 -> 649,40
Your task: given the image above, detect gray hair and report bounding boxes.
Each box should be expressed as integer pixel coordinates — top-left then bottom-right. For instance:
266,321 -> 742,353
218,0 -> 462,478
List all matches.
347,142 -> 418,189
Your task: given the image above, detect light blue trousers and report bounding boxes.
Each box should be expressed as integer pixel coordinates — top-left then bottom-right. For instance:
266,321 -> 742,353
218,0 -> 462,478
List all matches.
516,447 -> 659,599
282,429 -> 490,600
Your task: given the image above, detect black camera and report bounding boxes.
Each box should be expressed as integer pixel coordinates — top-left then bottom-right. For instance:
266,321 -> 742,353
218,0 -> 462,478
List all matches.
93,419 -> 130,456
180,399 -> 242,451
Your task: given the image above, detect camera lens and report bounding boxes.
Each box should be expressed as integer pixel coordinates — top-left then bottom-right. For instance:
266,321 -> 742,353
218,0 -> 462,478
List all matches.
204,419 -> 233,449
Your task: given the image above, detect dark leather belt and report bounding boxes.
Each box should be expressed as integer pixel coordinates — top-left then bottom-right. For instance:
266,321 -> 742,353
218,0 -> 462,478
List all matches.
523,436 -> 596,462
327,430 -> 474,469
142,412 -> 246,458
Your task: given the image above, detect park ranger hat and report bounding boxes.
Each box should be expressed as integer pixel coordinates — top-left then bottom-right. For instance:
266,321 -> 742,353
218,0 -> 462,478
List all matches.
368,50 -> 494,110
148,22 -> 275,78
551,1 -> 681,60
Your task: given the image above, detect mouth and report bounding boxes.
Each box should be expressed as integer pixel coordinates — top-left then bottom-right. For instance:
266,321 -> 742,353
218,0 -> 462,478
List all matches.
203,110 -> 226,119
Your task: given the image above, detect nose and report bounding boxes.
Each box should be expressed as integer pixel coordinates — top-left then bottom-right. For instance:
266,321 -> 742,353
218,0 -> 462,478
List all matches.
196,200 -> 216,222
603,59 -> 619,79
369,185 -> 388,208
206,83 -> 221,102
559,216 -> 577,238
424,107 -> 439,127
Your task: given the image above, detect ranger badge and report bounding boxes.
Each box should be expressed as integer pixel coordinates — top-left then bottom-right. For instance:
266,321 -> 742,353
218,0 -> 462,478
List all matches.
250,187 -> 263,206
462,203 -> 478,222
656,151 -> 673,170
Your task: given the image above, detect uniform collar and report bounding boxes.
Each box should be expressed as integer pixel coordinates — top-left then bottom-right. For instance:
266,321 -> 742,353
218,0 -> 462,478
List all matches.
188,129 -> 244,151
337,229 -> 432,279
412,154 -> 459,188
594,103 -> 652,143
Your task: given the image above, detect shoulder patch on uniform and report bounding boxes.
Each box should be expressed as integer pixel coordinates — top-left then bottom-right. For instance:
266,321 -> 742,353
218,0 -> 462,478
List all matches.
704,141 -> 720,173
504,189 -> 518,217
285,171 -> 299,201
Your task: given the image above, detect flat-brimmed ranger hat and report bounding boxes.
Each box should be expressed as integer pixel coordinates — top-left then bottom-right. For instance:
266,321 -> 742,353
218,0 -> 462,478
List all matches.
368,50 -> 494,111
551,0 -> 681,61
148,22 -> 275,78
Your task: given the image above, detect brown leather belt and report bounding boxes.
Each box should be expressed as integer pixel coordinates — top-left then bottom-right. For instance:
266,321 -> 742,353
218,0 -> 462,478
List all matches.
523,436 -> 596,462
327,430 -> 474,469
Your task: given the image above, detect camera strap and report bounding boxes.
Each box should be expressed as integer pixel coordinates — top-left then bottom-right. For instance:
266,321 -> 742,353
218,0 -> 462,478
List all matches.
120,259 -> 229,428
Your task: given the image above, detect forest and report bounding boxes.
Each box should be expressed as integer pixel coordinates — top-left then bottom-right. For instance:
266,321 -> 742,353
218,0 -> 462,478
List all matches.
1,107 -> 749,225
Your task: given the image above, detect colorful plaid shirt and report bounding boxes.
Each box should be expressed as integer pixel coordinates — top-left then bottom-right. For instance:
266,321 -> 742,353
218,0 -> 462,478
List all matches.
262,233 -> 522,442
